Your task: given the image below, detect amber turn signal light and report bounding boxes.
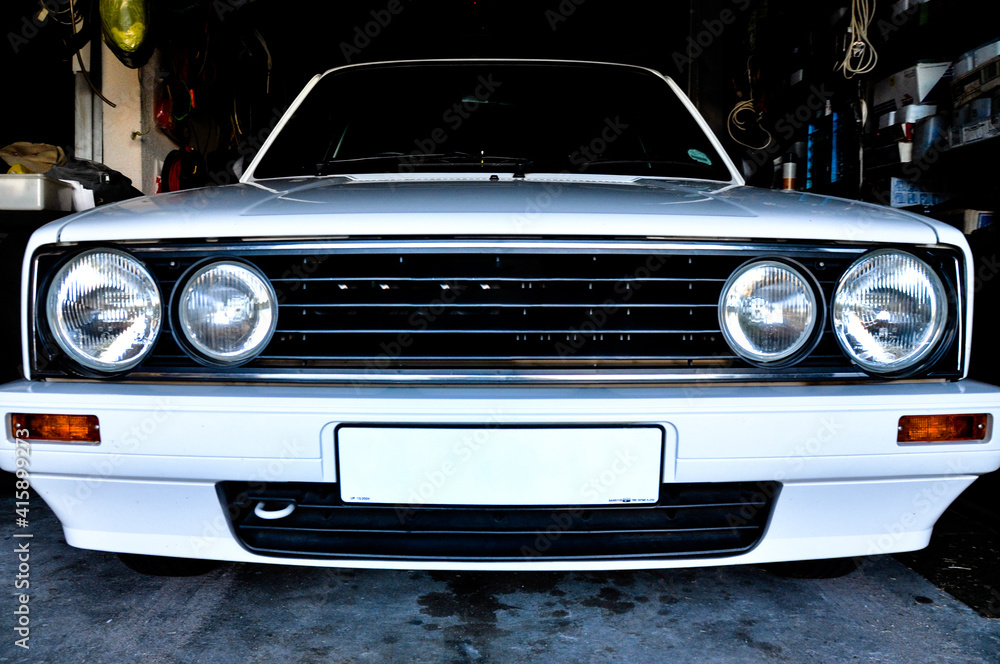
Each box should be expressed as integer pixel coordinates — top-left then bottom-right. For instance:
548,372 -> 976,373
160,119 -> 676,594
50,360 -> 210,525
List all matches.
897,414 -> 989,444
10,413 -> 101,444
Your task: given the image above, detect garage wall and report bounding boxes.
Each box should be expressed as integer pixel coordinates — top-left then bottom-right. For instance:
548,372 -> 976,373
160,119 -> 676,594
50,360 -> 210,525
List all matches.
99,45 -> 143,190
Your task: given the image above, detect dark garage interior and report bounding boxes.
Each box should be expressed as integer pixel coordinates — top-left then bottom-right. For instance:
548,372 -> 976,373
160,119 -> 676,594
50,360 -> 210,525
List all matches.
1,0 -> 999,660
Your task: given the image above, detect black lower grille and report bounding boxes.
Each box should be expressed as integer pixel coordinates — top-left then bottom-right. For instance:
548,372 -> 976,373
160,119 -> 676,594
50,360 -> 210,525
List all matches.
220,481 -> 779,561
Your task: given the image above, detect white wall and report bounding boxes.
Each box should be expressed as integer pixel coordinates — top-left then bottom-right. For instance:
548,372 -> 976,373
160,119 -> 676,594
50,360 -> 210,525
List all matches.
101,44 -> 143,190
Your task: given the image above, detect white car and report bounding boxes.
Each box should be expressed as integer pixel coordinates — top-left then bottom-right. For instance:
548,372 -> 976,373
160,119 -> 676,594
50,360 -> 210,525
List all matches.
3,59 -> 998,577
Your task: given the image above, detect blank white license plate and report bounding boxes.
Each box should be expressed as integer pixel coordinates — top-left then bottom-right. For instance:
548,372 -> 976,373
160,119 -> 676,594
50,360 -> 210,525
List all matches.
337,426 -> 663,506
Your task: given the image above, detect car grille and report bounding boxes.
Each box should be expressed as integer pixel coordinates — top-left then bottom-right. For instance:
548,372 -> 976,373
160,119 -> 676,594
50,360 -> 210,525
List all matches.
30,240 -> 964,383
219,481 -> 779,561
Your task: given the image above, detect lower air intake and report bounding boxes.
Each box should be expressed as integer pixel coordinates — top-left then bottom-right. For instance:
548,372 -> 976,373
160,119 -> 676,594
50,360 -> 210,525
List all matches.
220,481 -> 778,561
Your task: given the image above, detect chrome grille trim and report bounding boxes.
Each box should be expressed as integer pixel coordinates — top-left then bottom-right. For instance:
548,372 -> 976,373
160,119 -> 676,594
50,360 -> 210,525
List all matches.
125,240 -> 874,254
30,239 -> 964,385
124,369 -> 869,384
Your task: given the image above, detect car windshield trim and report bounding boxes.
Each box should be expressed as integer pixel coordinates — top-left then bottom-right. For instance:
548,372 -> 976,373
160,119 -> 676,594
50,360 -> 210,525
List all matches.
245,60 -> 742,185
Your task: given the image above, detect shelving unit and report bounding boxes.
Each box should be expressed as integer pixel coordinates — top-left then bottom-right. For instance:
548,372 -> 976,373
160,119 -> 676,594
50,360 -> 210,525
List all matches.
704,0 -> 999,235
859,1 -> 999,229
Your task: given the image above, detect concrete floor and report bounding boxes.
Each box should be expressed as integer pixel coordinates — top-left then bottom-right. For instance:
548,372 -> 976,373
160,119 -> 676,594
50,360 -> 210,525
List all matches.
2,488 -> 999,664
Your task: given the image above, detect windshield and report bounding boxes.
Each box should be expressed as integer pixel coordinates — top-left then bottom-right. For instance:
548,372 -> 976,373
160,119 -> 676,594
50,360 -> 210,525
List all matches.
251,61 -> 733,182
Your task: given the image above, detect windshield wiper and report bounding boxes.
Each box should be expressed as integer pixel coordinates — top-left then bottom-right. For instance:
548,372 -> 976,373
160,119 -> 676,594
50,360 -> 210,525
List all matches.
426,153 -> 534,177
316,153 -> 533,176
422,151 -> 527,163
577,159 -> 709,170
316,155 -> 412,175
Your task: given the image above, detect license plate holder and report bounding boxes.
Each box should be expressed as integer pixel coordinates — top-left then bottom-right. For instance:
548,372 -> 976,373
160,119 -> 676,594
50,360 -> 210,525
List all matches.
336,425 -> 664,506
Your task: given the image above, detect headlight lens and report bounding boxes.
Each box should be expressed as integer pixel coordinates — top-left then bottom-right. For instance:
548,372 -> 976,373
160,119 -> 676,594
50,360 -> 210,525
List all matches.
176,261 -> 277,365
832,250 -> 947,374
45,249 -> 162,372
719,260 -> 818,364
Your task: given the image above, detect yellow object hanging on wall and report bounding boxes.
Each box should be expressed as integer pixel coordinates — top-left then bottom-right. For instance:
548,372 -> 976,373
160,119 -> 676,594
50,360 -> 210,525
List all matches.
100,0 -> 152,68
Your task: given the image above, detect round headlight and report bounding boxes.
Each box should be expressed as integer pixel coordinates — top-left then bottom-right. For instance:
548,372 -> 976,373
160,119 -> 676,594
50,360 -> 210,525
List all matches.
45,249 -> 162,372
719,260 -> 819,365
176,261 -> 277,365
832,250 -> 947,374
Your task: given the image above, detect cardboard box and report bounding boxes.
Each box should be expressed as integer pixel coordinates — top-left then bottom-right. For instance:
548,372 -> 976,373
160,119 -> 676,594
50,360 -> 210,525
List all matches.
970,98 -> 992,121
952,63 -> 1000,106
873,63 -> 950,115
887,177 -> 950,208
989,112 -> 1000,139
939,209 -> 994,234
962,120 -> 990,144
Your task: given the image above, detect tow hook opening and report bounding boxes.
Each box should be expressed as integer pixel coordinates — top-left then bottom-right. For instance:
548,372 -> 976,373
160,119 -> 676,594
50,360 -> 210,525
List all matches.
253,501 -> 296,520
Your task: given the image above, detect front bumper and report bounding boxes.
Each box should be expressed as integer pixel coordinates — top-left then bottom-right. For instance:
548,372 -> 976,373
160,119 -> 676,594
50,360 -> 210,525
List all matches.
2,379 -> 999,570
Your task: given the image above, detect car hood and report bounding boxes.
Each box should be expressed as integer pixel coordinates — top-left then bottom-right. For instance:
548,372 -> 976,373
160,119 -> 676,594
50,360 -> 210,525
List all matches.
52,174 -> 943,245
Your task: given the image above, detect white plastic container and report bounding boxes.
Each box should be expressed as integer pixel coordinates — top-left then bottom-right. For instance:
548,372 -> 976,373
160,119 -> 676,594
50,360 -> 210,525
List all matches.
899,104 -> 938,124
0,174 -> 74,211
953,51 -> 977,79
974,40 -> 1000,68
